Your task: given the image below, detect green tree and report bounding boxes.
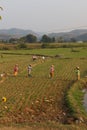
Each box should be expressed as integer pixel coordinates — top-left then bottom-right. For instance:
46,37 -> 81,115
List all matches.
51,37 -> 55,42
26,34 -> 37,43
70,38 -> 76,42
19,37 -> 26,43
20,34 -> 37,43
41,34 -> 51,43
9,38 -> 18,43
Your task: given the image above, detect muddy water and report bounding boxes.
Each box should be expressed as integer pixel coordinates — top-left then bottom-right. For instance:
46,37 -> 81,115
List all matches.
83,89 -> 87,112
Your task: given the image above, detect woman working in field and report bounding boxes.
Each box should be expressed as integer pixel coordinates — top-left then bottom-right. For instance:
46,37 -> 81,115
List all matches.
14,64 -> 19,76
27,64 -> 32,77
75,66 -> 80,80
49,65 -> 54,78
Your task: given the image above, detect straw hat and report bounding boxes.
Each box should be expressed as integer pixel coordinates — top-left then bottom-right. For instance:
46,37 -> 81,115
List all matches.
76,66 -> 79,69
2,97 -> 7,102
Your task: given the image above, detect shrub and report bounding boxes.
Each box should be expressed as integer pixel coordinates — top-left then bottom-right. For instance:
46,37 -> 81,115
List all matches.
17,43 -> 27,49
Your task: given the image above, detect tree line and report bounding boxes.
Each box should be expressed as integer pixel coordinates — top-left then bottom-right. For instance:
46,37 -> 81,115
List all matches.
9,34 -> 56,43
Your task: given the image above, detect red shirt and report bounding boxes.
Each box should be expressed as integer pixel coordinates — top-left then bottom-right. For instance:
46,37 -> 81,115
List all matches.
14,66 -> 18,72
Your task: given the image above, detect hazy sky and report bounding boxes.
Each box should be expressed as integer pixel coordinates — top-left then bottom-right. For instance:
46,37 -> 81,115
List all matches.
0,0 -> 87,32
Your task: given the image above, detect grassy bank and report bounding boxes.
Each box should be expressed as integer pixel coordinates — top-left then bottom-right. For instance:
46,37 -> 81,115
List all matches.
0,47 -> 87,58
66,79 -> 87,123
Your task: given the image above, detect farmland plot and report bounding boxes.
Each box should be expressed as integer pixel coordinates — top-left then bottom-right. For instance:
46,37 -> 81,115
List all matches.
0,52 -> 87,126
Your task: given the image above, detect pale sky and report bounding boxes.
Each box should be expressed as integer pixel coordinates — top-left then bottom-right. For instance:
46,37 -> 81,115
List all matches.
0,0 -> 87,32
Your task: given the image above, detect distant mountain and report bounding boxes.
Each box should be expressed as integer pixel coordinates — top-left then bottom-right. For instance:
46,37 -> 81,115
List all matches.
0,28 -> 40,40
75,33 -> 87,41
0,28 -> 87,42
0,28 -> 38,36
48,29 -> 87,41
68,29 -> 87,36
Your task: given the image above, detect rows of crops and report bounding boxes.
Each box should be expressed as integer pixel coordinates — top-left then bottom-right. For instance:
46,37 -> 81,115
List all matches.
0,49 -> 87,125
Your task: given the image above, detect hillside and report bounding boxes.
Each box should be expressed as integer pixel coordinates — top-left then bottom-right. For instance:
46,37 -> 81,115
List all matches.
75,33 -> 87,41
0,28 -> 40,40
49,29 -> 87,41
0,28 -> 87,41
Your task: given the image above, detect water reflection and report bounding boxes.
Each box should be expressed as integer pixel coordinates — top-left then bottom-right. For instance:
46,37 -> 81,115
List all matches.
83,89 -> 87,112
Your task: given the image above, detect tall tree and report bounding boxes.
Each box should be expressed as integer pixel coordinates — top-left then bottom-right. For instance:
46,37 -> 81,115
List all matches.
26,34 -> 37,43
19,34 -> 37,43
41,34 -> 51,43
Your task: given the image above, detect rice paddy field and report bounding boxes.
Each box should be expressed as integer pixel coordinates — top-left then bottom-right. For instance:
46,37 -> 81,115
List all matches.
0,47 -> 87,130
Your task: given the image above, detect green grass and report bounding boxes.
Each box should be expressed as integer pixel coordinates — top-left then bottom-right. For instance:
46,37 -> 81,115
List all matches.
0,47 -> 87,58
66,79 -> 87,120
